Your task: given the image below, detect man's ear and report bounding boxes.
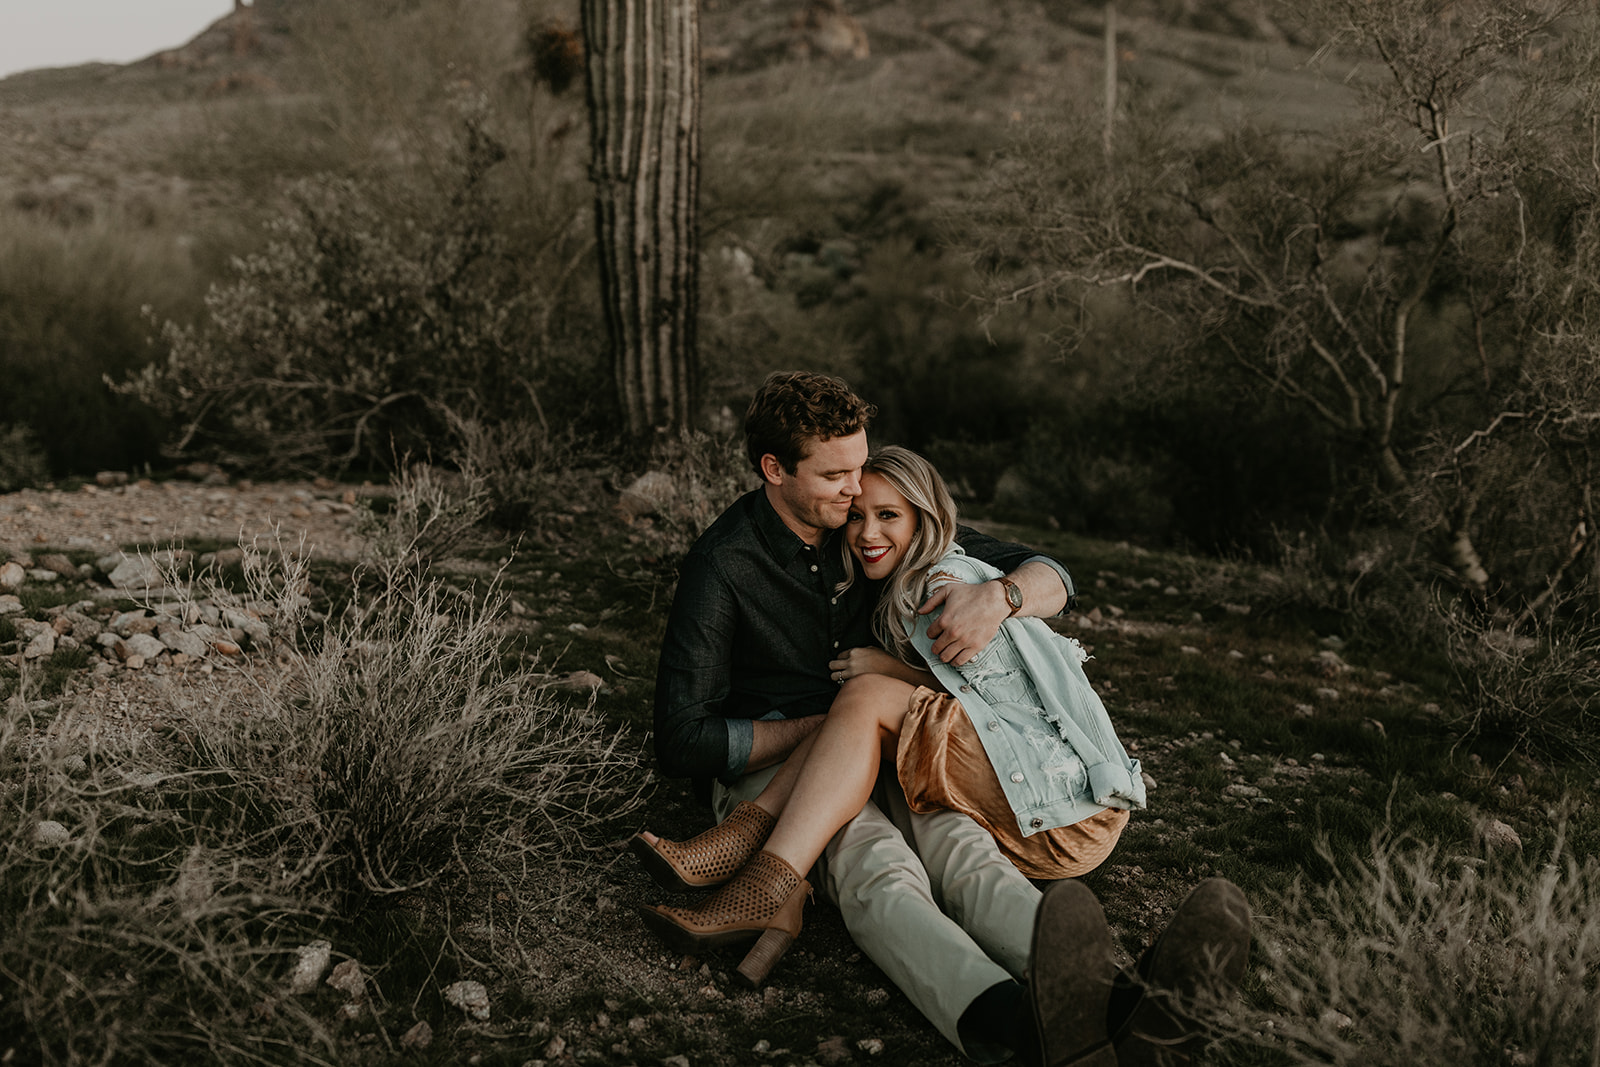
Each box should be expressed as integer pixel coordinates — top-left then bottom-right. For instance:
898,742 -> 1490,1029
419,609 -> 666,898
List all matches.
758,453 -> 786,486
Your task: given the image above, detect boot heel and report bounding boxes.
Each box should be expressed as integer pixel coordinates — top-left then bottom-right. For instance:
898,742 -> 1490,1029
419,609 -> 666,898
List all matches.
736,926 -> 794,987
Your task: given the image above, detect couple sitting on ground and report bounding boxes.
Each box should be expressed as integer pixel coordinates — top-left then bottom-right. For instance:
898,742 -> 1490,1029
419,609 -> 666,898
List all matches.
632,372 -> 1249,1067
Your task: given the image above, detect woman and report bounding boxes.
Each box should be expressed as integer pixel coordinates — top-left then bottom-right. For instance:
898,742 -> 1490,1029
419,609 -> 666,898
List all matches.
631,446 -> 1147,985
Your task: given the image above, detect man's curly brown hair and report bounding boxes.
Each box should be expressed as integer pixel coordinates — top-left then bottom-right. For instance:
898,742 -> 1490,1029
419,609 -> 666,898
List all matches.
743,371 -> 876,477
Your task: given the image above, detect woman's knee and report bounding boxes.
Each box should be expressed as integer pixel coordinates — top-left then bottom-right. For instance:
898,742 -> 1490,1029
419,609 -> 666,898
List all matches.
834,675 -> 913,726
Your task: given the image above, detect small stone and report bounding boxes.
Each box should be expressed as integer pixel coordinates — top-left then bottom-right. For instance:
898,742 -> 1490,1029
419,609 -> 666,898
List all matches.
0,594 -> 21,615
816,1035 -> 852,1065
661,1056 -> 690,1067
288,940 -> 332,994
109,557 -> 163,592
400,1020 -> 433,1049
326,959 -> 365,1000
124,633 -> 167,661
95,471 -> 129,487
1140,770 -> 1158,793
857,1037 -> 885,1055
1180,645 -> 1201,655
124,654 -> 146,670
556,670 -> 604,692
1226,783 -> 1262,798
617,470 -> 676,521
28,569 -> 59,583
23,629 -> 55,660
0,561 -> 24,590
543,1035 -> 567,1059
1314,687 -> 1341,701
161,630 -> 210,658
444,979 -> 491,1020
1482,818 -> 1522,853
34,820 -> 70,846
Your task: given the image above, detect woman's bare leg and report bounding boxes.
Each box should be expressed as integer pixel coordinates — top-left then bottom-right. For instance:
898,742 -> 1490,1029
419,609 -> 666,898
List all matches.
636,675 -> 914,852
759,675 -> 915,874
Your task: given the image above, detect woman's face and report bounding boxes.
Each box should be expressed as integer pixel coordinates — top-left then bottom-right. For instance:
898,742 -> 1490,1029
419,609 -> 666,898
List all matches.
846,471 -> 918,580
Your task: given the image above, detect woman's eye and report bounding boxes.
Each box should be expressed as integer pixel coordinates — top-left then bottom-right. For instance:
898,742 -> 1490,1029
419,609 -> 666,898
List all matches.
847,511 -> 861,523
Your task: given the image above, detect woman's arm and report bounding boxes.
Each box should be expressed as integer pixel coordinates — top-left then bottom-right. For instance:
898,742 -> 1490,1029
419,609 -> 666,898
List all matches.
829,646 -> 941,690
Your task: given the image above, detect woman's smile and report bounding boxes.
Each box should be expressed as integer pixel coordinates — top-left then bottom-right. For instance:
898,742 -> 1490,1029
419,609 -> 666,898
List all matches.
847,473 -> 918,580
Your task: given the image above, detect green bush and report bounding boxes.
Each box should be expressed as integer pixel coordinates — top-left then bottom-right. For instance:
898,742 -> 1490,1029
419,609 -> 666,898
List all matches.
119,117 -> 544,476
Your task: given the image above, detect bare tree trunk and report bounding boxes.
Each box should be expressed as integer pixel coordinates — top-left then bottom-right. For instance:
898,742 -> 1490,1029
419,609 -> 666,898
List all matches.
581,0 -> 701,438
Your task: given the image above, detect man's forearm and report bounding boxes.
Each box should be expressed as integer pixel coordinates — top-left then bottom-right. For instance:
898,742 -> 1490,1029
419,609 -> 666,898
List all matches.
745,714 -> 825,773
1010,559 -> 1068,618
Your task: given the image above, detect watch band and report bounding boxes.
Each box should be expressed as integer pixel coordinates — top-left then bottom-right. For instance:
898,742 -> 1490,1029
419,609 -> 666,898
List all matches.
998,576 -> 1023,616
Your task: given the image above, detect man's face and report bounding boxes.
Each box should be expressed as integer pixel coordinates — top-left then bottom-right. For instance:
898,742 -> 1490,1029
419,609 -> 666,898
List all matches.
762,430 -> 868,544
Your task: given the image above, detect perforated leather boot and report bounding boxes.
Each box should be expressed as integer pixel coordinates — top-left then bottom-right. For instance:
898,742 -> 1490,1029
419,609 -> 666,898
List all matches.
628,802 -> 777,891
637,849 -> 810,986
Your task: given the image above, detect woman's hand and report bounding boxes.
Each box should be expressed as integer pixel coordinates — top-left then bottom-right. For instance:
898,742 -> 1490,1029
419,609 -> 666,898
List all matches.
828,647 -> 902,684
829,647 -> 939,690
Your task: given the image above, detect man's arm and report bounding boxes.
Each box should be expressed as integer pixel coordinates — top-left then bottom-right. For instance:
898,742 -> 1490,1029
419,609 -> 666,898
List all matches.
653,552 -> 745,780
919,527 -> 1075,665
745,715 -> 825,773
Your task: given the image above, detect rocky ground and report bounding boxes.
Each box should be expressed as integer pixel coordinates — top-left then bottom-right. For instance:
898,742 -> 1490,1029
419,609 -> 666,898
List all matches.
1,471 -> 369,753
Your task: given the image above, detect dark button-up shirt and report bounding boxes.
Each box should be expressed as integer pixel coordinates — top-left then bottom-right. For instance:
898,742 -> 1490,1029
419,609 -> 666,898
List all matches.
652,488 -> 1076,782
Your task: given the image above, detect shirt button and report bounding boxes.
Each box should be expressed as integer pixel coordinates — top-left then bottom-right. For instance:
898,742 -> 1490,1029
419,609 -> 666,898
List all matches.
810,565 -> 818,572
830,597 -> 837,605
959,684 -> 971,693
1010,772 -> 1025,784
987,720 -> 999,731
832,641 -> 839,649
1030,817 -> 1044,829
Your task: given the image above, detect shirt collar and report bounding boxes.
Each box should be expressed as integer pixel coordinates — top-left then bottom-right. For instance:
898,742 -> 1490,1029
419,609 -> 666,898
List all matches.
749,487 -> 840,564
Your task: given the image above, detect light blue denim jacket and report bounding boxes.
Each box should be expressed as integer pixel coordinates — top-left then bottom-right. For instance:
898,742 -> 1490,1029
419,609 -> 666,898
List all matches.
907,548 -> 1147,837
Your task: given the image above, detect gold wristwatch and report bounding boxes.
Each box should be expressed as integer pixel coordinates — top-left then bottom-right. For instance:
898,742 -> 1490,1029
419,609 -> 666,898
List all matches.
997,576 -> 1023,616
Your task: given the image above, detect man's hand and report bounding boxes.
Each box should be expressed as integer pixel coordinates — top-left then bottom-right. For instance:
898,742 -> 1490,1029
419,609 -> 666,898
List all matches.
918,560 -> 1070,665
918,580 -> 1010,665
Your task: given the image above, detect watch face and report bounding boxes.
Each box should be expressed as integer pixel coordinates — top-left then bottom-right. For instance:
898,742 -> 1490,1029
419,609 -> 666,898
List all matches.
1005,582 -> 1023,609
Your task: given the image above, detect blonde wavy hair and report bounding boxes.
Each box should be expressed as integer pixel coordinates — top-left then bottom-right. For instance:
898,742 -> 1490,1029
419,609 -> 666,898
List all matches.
837,446 -> 958,664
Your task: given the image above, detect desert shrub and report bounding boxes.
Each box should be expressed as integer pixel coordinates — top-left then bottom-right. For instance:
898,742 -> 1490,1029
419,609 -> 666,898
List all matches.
630,430 -> 757,558
1227,830 -> 1600,1066
1441,602 -> 1600,767
119,115 -> 543,477
356,461 -> 491,578
180,536 -> 644,899
0,425 -> 50,492
449,415 -> 605,533
0,212 -> 185,477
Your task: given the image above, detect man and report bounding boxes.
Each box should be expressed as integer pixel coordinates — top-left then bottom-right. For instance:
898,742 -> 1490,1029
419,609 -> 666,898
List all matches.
651,371 -> 1245,1065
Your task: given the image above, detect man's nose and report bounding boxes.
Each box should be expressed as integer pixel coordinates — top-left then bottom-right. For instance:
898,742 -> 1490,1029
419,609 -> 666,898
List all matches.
844,471 -> 862,497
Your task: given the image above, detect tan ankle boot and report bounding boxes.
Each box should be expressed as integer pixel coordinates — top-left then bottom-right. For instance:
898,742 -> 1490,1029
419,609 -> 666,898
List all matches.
637,849 -> 810,986
629,801 -> 776,891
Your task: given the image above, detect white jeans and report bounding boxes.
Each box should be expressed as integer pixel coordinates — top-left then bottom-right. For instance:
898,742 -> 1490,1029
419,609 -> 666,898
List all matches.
714,764 -> 1043,1061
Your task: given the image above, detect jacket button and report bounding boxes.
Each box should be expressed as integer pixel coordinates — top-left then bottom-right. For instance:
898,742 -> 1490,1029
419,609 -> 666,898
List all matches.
987,720 -> 999,731
1030,817 -> 1044,828
960,684 -> 971,693
1010,772 -> 1025,784
810,565 -> 818,573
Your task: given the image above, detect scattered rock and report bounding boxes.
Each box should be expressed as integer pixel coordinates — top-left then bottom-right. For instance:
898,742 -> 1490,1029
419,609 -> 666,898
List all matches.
790,0 -> 869,61
617,470 -> 676,521
23,629 -> 56,659
1481,818 -> 1522,853
400,1020 -> 433,1049
1314,687 -> 1341,701
326,959 -> 366,1001
36,553 -> 78,579
160,629 -> 210,658
1225,783 -> 1262,798
556,670 -> 605,693
0,561 -> 24,590
34,820 -> 70,846
124,633 -> 168,662
444,980 -> 491,1021
0,594 -> 21,615
289,941 -> 332,994
816,1035 -> 853,1065
857,1037 -> 885,1055
109,557 -> 164,592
